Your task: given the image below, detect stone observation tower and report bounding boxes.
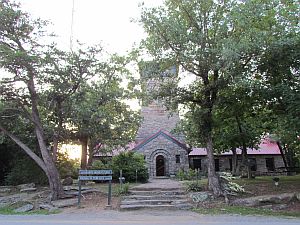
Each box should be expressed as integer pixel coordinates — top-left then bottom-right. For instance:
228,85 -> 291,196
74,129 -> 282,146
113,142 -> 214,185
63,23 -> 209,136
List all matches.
133,62 -> 190,177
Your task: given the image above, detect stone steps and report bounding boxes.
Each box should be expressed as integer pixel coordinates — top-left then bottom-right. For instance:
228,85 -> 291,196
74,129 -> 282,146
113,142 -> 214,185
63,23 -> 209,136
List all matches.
120,204 -> 177,210
121,199 -> 189,205
129,190 -> 185,196
120,180 -> 192,211
126,195 -> 187,200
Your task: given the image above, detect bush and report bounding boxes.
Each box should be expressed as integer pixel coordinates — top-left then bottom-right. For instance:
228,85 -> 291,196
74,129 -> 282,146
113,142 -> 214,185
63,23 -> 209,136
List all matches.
176,169 -> 186,181
5,157 -> 48,185
176,169 -> 199,181
112,151 -> 148,183
91,160 -> 112,170
219,172 -> 245,194
115,183 -> 130,196
186,181 -> 202,192
56,152 -> 80,179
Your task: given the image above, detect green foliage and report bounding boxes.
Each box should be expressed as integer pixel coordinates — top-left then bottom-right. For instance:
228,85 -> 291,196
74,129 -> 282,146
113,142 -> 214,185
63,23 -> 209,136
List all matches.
219,172 -> 245,194
194,206 -> 300,218
55,152 -> 80,179
176,169 -> 198,181
91,160 -> 112,170
5,157 -> 48,185
176,169 -> 185,181
115,183 -> 130,196
186,181 -> 202,192
112,152 -> 148,183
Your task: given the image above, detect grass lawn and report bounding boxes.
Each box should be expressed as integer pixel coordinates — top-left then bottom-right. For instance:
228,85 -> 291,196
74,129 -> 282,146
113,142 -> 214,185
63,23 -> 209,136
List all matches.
0,206 -> 60,215
194,205 -> 300,218
191,174 -> 300,218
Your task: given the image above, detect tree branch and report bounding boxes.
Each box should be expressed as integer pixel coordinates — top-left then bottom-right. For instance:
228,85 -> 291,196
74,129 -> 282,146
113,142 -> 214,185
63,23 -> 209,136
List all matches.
0,124 -> 47,172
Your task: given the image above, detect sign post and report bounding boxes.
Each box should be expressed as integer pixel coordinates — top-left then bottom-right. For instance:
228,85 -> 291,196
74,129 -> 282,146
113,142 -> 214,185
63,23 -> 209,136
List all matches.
78,170 -> 113,208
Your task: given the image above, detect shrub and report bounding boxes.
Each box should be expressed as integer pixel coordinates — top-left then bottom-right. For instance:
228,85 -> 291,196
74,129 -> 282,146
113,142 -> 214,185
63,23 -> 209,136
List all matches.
176,169 -> 199,181
115,183 -> 130,196
186,169 -> 198,180
186,181 -> 202,192
56,152 -> 80,179
219,172 -> 245,194
176,169 -> 185,181
112,151 -> 148,183
5,157 -> 48,185
91,160 -> 112,170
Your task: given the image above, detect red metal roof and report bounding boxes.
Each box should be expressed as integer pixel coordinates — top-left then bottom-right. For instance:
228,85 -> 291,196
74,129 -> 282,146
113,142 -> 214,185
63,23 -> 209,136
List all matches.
189,139 -> 281,156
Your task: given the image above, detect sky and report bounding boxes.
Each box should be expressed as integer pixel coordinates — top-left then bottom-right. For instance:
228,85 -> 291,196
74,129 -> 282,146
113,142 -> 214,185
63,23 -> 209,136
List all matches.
16,0 -> 164,160
19,0 -> 163,54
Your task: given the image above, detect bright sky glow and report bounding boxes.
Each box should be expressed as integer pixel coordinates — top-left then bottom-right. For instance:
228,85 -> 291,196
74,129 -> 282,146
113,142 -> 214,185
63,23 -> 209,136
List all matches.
16,0 -> 164,160
19,0 -> 163,54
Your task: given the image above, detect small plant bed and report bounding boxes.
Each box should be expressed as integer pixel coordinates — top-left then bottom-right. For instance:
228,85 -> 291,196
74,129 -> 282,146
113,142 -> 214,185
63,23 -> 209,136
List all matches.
189,174 -> 300,218
0,182 -> 141,214
0,206 -> 59,215
234,175 -> 300,197
194,203 -> 300,218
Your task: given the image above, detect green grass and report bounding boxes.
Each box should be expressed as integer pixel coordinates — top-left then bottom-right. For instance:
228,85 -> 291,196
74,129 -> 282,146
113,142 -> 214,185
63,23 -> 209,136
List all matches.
187,174 -> 300,188
0,206 -> 61,215
191,175 -> 300,218
234,174 -> 300,185
194,206 -> 300,218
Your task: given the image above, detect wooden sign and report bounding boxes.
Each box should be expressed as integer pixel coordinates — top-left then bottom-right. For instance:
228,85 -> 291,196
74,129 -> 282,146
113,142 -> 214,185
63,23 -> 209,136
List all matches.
77,170 -> 113,208
79,170 -> 112,175
79,175 -> 112,181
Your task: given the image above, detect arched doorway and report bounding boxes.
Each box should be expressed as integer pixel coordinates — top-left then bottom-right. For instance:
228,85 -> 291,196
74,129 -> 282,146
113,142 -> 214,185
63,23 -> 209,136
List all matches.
156,155 -> 165,176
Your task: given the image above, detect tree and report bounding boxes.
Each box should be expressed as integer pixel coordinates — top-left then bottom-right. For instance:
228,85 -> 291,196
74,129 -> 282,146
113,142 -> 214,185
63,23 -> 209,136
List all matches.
138,0 -> 299,195
69,79 -> 140,169
139,0 -> 240,196
212,81 -> 265,177
40,45 -> 101,162
0,0 -> 64,200
257,33 -> 300,168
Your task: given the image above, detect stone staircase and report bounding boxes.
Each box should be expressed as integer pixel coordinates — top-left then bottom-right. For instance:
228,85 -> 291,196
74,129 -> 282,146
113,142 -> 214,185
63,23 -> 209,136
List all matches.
120,179 -> 192,210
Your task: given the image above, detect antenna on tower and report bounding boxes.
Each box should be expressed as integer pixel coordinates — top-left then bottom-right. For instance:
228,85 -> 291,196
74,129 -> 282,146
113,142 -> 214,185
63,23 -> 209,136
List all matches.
70,0 -> 75,51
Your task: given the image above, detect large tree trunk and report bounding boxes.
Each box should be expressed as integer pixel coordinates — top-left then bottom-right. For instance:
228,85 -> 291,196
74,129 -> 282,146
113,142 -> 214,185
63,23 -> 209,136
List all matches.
87,140 -> 95,167
235,116 -> 250,178
277,141 -> 288,170
206,136 -> 223,196
231,147 -> 238,175
52,133 -> 59,162
28,75 -> 65,200
80,137 -> 88,169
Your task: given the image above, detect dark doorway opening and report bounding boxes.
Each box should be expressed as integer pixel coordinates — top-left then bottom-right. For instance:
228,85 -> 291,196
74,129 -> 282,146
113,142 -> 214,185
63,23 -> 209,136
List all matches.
156,155 -> 165,176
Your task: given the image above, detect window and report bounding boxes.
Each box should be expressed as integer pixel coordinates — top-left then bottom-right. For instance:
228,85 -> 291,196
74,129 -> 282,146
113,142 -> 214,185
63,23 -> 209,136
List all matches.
176,155 -> 180,163
266,158 -> 275,171
229,159 -> 232,171
215,159 -> 220,172
249,158 -> 257,171
193,158 -> 201,170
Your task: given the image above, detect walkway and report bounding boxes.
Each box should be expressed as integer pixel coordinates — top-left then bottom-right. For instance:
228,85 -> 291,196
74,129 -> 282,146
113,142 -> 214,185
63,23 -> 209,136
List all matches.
120,178 -> 192,210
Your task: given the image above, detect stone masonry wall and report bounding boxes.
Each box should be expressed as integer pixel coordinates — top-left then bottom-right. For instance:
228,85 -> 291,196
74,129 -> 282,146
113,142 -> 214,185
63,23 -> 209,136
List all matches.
189,155 -> 285,174
136,135 -> 189,177
136,102 -> 184,142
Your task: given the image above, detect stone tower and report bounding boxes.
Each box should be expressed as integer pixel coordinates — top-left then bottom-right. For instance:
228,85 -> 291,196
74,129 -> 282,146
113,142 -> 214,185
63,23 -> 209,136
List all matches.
133,62 -> 189,177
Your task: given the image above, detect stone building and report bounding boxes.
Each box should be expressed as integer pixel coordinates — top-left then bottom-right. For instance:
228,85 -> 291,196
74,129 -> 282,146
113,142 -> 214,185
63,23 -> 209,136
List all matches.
93,62 -> 286,178
133,103 -> 190,177
132,62 -> 190,177
189,139 -> 286,176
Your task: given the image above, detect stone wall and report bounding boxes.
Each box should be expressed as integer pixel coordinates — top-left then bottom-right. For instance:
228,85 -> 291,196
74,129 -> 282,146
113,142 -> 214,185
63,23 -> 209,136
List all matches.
136,102 -> 184,142
189,155 -> 285,174
135,135 -> 189,177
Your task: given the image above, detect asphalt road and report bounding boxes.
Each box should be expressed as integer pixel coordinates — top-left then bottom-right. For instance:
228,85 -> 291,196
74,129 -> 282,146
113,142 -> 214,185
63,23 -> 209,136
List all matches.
0,210 -> 299,225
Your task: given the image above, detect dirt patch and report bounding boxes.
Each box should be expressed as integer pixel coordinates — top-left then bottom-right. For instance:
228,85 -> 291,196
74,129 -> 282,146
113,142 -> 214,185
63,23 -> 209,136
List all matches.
61,192 -> 120,213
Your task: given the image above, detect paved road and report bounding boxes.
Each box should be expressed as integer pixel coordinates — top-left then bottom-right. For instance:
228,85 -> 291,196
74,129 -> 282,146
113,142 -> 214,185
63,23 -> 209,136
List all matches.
0,210 -> 299,225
